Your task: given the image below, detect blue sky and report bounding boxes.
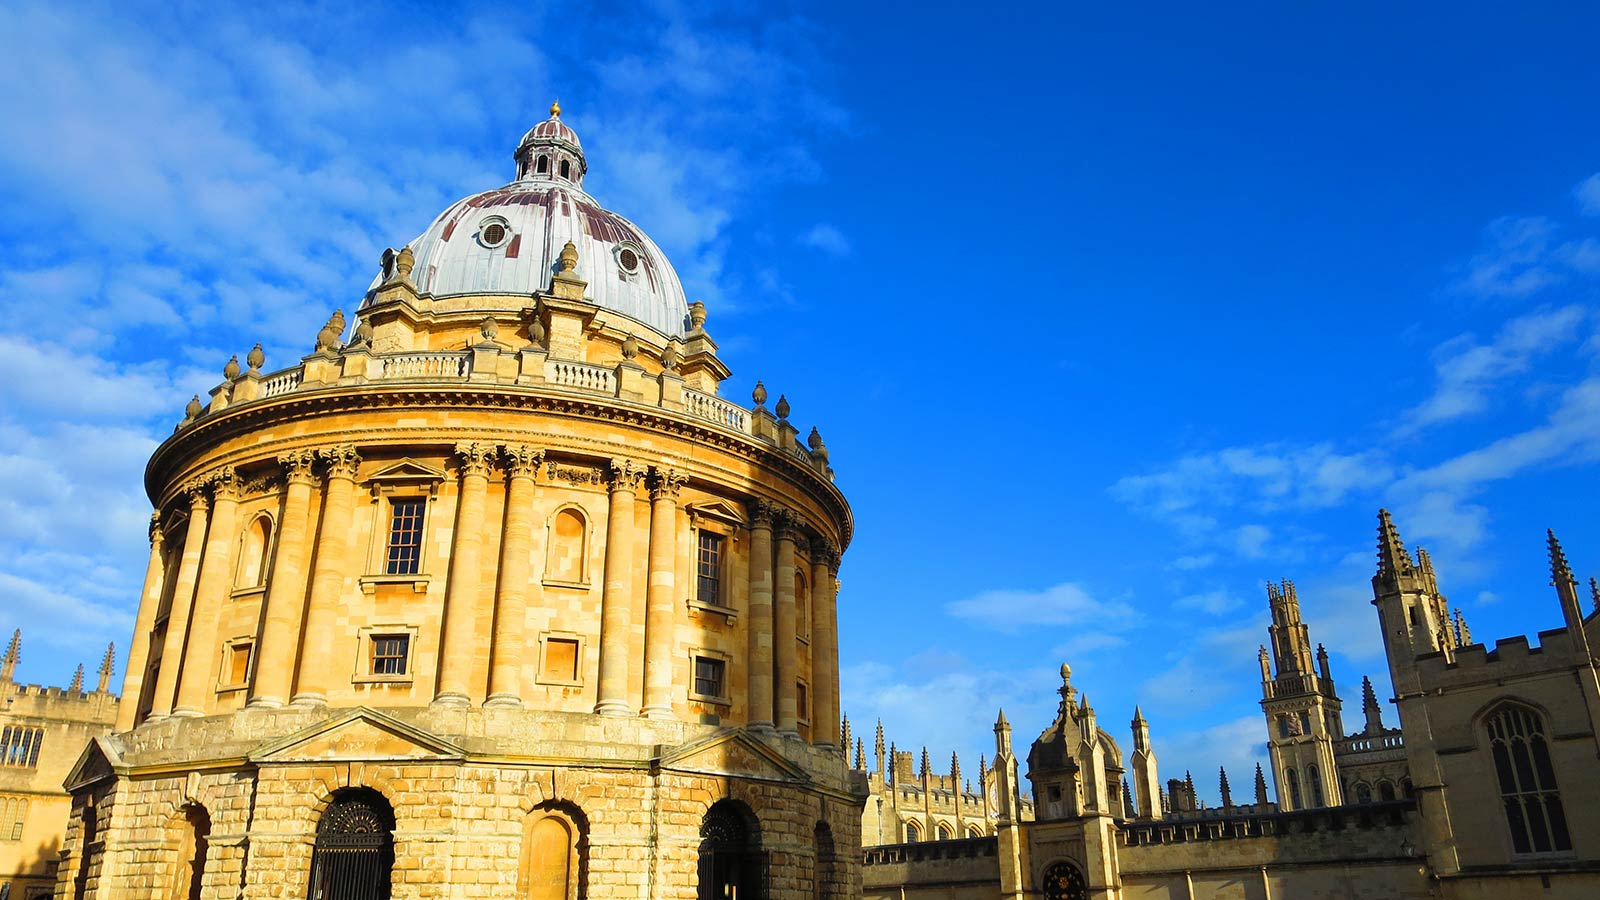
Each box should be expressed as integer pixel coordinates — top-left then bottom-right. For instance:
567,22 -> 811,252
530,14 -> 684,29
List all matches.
2,1 -> 1599,805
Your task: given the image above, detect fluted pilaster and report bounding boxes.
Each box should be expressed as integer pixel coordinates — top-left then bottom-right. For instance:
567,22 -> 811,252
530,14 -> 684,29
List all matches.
249,450 -> 318,708
291,445 -> 361,706
595,458 -> 645,716
486,444 -> 544,706
642,466 -> 686,719
774,513 -> 800,737
116,513 -> 167,730
436,442 -> 496,706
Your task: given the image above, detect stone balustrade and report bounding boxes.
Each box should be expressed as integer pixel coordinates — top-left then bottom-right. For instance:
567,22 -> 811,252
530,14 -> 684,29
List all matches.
260,369 -> 303,398
545,359 -> 614,393
1338,732 -> 1404,754
378,351 -> 472,380
684,388 -> 748,432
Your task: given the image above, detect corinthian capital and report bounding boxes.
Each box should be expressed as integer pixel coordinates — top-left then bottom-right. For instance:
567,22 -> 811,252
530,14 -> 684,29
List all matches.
649,466 -> 687,502
775,512 -> 807,544
207,466 -> 242,501
180,479 -> 210,510
148,511 -> 164,546
454,441 -> 495,479
748,497 -> 779,528
810,536 -> 841,570
318,444 -> 362,480
500,444 -> 546,479
607,458 -> 646,493
278,449 -> 319,485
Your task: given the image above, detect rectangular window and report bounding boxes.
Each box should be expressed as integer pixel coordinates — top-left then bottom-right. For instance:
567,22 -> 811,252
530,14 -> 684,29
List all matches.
693,656 -> 726,700
0,727 -> 43,768
797,681 -> 809,722
385,498 -> 426,575
0,795 -> 26,841
371,634 -> 410,676
226,641 -> 253,687
696,532 -> 723,606
543,637 -> 580,683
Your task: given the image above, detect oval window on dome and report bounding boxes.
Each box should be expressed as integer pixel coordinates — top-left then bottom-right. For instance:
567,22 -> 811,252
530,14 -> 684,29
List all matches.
479,217 -> 511,249
619,248 -> 639,272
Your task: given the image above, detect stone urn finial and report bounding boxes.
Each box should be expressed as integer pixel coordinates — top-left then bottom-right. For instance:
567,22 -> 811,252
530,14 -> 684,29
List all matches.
558,240 -> 579,275
752,380 -> 768,408
621,333 -> 640,360
396,245 -> 415,278
315,310 -> 346,353
348,318 -> 374,350
775,394 -> 790,420
246,342 -> 265,373
661,339 -> 682,372
807,426 -> 824,451
480,316 -> 499,342
689,300 -> 708,331
222,354 -> 240,381
184,395 -> 202,420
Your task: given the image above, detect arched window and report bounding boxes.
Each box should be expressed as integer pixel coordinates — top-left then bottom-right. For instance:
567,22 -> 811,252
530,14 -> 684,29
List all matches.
1486,704 -> 1572,854
519,803 -> 586,900
235,515 -> 272,588
1353,782 -> 1372,804
812,821 -> 835,900
1377,780 -> 1396,802
170,804 -> 209,900
698,800 -> 763,900
1040,861 -> 1088,900
1307,765 -> 1324,808
546,507 -> 588,584
1402,777 -> 1414,798
966,825 -> 983,839
560,160 -> 571,179
537,155 -> 549,174
308,788 -> 394,900
1286,768 -> 1302,810
935,823 -> 951,841
903,820 -> 920,843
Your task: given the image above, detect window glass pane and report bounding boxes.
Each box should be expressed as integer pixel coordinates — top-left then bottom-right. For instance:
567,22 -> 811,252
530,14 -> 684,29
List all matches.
372,635 -> 409,675
696,532 -> 722,605
694,657 -> 724,697
386,499 -> 425,575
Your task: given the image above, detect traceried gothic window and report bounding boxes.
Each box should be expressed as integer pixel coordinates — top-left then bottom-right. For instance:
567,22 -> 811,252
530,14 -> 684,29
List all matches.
0,726 -> 42,768
384,498 -> 425,575
1307,764 -> 1324,808
1353,782 -> 1372,804
0,795 -> 27,841
1040,861 -> 1088,900
1486,703 -> 1572,855
1285,768 -> 1302,810
903,820 -> 920,843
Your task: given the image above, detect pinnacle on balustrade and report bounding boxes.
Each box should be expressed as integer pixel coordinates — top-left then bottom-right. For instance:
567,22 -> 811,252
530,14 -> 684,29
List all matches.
1254,763 -> 1269,805
1376,509 -> 1415,579
223,354 -> 240,381
246,342 -> 265,374
661,339 -> 683,372
1549,529 -> 1576,586
1219,766 -> 1233,808
621,333 -> 639,360
184,395 -> 202,420
68,663 -> 84,693
314,309 -> 346,353
752,380 -> 768,408
689,299 -> 707,331
396,244 -> 415,278
97,642 -> 115,692
557,240 -> 579,274
775,394 -> 791,420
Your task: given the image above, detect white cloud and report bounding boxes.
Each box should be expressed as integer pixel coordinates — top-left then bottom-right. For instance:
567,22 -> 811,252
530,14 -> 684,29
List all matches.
800,223 -> 852,256
1456,216 -> 1564,299
1174,589 -> 1243,615
945,582 -> 1138,632
1152,716 -> 1269,807
1575,172 -> 1600,216
1171,554 -> 1216,570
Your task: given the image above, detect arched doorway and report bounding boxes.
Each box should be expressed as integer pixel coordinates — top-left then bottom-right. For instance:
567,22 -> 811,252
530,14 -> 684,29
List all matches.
307,788 -> 395,900
698,800 -> 763,900
171,804 -> 210,900
812,821 -> 835,900
1040,861 -> 1088,900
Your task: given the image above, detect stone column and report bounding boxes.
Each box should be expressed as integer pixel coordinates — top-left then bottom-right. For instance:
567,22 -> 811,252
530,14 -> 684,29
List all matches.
486,444 -> 544,706
642,466 -> 685,719
174,467 -> 243,716
811,538 -> 841,750
774,514 -> 801,737
746,500 -> 776,732
116,513 -> 168,730
436,442 -> 495,706
291,445 -> 361,706
148,483 -> 210,719
248,449 -> 318,708
595,458 -> 645,716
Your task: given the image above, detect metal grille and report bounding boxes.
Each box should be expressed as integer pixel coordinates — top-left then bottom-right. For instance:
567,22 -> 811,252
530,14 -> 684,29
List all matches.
384,499 -> 425,575
308,792 -> 393,900
1041,862 -> 1088,900
696,532 -> 723,605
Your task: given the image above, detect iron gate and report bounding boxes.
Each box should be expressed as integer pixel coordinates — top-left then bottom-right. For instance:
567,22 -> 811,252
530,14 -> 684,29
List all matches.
307,790 -> 393,900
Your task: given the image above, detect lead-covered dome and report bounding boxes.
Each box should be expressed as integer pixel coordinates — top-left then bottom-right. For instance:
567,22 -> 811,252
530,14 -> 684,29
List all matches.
377,102 -> 690,337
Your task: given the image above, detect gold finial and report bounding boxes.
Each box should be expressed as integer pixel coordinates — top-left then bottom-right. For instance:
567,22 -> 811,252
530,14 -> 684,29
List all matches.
550,99 -> 562,118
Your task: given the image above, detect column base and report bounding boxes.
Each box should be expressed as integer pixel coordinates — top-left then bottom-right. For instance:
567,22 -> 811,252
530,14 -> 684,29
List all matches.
778,728 -> 801,740
595,700 -> 633,717
483,694 -> 523,708
431,692 -> 471,708
812,741 -> 839,752
288,693 -> 327,708
170,707 -> 204,718
748,722 -> 777,734
245,696 -> 286,710
641,705 -> 676,720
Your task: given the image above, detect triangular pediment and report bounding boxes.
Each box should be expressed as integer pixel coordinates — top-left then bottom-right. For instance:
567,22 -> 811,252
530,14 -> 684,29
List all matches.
63,736 -> 122,793
250,708 -> 464,764
686,500 -> 746,527
367,459 -> 446,482
657,731 -> 810,783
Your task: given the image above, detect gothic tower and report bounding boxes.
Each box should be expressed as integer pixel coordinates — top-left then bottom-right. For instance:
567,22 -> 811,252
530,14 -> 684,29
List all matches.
1259,579 -> 1343,809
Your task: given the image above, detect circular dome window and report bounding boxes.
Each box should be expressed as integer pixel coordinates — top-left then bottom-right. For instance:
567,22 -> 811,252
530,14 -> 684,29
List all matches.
479,217 -> 511,249
617,246 -> 640,274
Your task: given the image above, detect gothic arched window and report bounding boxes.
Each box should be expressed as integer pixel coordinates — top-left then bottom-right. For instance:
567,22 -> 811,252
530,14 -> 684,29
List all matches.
307,788 -> 394,900
1307,764 -> 1324,808
1040,861 -> 1088,900
935,823 -> 951,841
903,820 -> 920,843
1285,768 -> 1302,810
1353,782 -> 1372,804
1486,704 -> 1572,855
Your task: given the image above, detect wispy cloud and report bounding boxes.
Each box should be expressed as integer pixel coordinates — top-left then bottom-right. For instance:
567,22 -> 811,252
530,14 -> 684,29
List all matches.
800,223 -> 852,256
1575,172 -> 1600,217
946,582 -> 1138,632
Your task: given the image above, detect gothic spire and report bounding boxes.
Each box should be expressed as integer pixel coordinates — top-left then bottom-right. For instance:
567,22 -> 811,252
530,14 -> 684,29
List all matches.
97,642 -> 115,693
0,629 -> 17,682
1376,509 -> 1414,580
1122,778 -> 1134,816
1362,675 -> 1383,733
68,663 -> 84,693
1550,529 -> 1576,585
1591,577 -> 1600,615
1254,763 -> 1269,805
1219,767 -> 1233,808
855,738 -> 865,771
920,747 -> 930,781
1453,608 -> 1472,647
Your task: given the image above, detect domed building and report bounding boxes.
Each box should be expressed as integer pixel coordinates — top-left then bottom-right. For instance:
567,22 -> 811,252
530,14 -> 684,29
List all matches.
60,104 -> 861,900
